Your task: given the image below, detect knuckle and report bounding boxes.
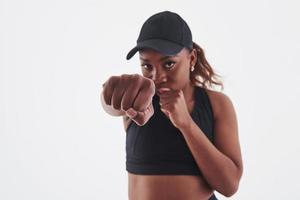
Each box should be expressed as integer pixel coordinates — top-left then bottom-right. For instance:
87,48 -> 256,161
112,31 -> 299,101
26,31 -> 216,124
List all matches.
137,74 -> 144,81
110,75 -> 118,81
122,102 -> 130,111
149,79 -> 155,89
143,79 -> 152,88
132,73 -> 141,80
133,73 -> 141,77
132,103 -> 142,111
121,74 -> 130,80
108,76 -> 120,86
132,76 -> 142,85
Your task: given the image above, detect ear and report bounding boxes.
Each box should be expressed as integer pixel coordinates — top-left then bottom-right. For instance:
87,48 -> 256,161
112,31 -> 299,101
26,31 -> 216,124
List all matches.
189,48 -> 197,67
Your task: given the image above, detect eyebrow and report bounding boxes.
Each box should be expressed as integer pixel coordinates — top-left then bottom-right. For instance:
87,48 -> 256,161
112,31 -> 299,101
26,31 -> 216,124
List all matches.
139,55 -> 178,62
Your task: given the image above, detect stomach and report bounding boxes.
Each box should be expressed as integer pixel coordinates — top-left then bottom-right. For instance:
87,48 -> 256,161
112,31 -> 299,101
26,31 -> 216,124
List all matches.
128,172 -> 214,200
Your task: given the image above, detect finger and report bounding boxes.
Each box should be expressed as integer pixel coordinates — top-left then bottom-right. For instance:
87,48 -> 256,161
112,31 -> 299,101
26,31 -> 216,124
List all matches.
125,108 -> 138,119
132,103 -> 154,126
111,82 -> 126,110
121,75 -> 142,111
102,77 -> 118,105
160,101 -> 173,111
159,100 -> 170,109
139,103 -> 154,118
132,81 -> 155,111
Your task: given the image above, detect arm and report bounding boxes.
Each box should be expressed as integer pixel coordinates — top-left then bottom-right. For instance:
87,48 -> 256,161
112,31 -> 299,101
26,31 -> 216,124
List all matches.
179,92 -> 243,197
122,115 -> 132,132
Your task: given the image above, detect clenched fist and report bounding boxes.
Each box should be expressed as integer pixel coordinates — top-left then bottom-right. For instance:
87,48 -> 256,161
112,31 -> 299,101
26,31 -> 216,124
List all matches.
102,74 -> 155,126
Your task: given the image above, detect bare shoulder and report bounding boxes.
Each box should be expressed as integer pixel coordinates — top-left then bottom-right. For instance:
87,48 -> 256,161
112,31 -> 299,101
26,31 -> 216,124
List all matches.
202,88 -> 233,121
203,87 -> 243,173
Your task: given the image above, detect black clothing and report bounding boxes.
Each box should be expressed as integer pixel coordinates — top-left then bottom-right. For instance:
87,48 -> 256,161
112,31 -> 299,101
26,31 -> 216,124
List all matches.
126,86 -> 218,199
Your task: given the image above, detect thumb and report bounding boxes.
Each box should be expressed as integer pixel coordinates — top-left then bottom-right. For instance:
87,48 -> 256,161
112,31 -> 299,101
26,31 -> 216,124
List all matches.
125,108 -> 138,119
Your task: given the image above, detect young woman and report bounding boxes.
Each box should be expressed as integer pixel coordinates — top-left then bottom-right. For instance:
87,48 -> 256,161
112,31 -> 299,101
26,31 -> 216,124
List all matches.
101,11 -> 243,200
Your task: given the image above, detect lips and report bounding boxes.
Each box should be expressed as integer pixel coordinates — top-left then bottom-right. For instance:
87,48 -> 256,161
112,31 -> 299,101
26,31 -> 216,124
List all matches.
155,86 -> 171,95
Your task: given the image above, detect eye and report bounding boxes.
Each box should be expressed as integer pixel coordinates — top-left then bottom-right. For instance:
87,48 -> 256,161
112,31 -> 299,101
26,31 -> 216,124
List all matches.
141,63 -> 152,70
164,61 -> 176,69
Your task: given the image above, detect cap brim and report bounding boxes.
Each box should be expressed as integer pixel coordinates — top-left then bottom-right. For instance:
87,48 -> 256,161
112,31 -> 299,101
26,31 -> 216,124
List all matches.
126,39 -> 183,60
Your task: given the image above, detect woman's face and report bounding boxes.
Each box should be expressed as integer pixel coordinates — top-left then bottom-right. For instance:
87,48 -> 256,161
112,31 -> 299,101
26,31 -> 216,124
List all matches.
138,48 -> 196,92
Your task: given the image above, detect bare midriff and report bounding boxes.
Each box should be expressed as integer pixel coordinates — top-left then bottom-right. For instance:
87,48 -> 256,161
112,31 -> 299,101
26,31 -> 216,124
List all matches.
128,172 -> 214,200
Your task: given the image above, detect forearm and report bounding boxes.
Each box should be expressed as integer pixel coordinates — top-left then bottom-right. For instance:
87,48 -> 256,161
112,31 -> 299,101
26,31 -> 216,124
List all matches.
179,121 -> 242,197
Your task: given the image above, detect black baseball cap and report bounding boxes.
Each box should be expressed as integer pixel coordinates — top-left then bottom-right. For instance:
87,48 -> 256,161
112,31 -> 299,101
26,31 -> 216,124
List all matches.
126,11 -> 193,60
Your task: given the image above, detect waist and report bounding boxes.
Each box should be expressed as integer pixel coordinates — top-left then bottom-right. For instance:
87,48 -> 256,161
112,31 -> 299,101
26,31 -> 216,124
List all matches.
128,172 -> 215,200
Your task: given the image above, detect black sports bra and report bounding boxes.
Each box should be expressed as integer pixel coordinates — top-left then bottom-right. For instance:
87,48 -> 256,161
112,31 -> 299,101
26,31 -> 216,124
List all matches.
125,86 -> 218,200
126,86 -> 215,175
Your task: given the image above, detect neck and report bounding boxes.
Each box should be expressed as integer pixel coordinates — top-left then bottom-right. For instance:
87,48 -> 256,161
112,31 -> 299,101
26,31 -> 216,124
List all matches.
182,82 -> 195,103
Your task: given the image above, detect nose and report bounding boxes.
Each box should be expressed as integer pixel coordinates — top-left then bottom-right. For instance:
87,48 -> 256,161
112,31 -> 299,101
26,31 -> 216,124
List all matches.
152,69 -> 167,85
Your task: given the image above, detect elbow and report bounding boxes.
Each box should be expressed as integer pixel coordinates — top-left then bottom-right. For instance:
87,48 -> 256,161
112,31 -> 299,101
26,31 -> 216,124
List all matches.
223,181 -> 239,197
223,170 -> 243,198
214,179 -> 240,197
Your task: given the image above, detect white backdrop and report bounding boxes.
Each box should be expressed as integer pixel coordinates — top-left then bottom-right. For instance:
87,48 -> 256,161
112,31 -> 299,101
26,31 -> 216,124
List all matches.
1,0 -> 300,199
